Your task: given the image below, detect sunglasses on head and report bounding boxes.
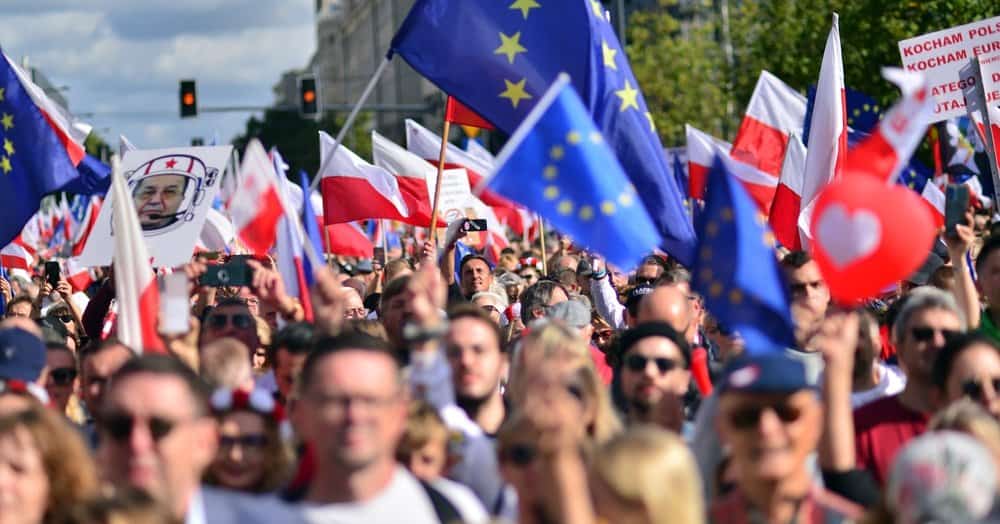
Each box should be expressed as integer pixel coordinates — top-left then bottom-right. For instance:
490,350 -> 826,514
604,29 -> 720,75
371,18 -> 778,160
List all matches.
219,434 -> 268,449
910,326 -> 961,343
625,354 -> 681,374
49,367 -> 77,386
727,401 -> 803,430
962,377 -> 1000,402
500,443 -> 536,466
207,313 -> 254,330
98,411 -> 180,443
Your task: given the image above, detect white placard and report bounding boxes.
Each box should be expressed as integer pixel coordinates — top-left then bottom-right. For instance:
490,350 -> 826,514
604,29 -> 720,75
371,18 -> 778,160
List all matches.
898,15 -> 1000,121
79,145 -> 233,268
426,168 -> 474,225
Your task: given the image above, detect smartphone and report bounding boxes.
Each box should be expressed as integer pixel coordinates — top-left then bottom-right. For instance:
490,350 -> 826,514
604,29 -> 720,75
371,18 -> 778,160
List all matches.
461,218 -> 488,232
199,258 -> 254,287
159,272 -> 189,335
945,184 -> 970,237
44,261 -> 61,289
373,247 -> 386,262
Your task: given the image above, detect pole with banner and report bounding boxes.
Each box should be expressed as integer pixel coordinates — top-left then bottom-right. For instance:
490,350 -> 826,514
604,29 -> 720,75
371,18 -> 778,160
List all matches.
960,56 -> 1000,203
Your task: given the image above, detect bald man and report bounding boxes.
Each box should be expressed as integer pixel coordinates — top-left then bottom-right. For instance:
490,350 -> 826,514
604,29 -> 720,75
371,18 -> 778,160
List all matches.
636,286 -> 695,344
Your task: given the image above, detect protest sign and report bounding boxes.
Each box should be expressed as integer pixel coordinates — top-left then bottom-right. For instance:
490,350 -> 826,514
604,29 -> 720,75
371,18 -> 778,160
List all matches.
78,145 -> 232,268
427,168 -> 473,226
898,15 -> 1000,121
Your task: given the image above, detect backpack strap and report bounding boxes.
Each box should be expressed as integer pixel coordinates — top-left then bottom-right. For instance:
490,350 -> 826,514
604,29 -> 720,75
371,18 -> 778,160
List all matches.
419,480 -> 463,524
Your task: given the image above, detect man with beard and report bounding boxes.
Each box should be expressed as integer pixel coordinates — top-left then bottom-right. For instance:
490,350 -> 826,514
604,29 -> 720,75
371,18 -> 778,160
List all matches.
445,305 -> 508,435
615,322 -> 691,433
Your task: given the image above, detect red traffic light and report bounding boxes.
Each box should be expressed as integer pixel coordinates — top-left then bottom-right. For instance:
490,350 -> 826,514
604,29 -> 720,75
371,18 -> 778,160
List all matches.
303,90 -> 316,103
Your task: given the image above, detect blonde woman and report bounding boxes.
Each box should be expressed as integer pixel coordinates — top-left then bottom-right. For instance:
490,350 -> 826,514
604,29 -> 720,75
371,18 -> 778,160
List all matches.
590,426 -> 704,524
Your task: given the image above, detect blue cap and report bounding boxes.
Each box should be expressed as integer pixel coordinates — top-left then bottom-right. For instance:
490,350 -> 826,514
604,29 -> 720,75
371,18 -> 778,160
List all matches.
0,327 -> 46,382
719,353 -> 814,394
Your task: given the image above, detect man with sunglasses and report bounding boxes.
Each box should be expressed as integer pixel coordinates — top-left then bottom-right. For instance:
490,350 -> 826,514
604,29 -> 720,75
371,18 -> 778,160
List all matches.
853,287 -> 964,485
42,342 -> 78,417
712,352 -> 862,523
199,297 -> 260,358
931,332 -> 1000,419
615,322 -> 691,433
97,355 -> 218,521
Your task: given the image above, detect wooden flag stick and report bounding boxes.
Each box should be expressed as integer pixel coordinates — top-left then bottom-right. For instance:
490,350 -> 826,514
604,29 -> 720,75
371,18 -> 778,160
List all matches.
428,119 -> 452,245
381,219 -> 389,266
538,216 -> 548,276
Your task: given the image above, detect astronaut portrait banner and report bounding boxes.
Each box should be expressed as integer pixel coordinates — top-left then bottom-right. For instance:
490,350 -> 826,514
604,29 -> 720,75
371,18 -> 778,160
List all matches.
79,145 -> 233,268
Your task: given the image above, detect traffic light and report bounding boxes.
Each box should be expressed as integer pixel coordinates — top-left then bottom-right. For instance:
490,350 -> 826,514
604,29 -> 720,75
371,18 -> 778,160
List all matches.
299,75 -> 319,118
179,79 -> 197,118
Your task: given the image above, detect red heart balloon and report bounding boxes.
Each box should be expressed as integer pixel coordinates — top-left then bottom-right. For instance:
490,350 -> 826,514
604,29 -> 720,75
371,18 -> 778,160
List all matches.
809,175 -> 936,304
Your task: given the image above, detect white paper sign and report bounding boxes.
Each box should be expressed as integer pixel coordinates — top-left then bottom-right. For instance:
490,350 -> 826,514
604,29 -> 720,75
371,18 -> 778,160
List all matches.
898,15 -> 1000,121
426,168 -> 474,225
79,145 -> 233,268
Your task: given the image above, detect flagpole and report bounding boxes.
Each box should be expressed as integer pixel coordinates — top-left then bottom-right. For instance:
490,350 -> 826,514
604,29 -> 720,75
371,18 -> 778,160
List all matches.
538,216 -> 548,277
428,119 -> 452,244
310,57 -> 392,193
322,223 -> 333,269
381,219 -> 389,266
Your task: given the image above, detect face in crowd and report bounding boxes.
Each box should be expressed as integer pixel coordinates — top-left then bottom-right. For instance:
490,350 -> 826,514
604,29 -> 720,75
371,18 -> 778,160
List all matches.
619,328 -> 690,426
133,174 -> 188,230
786,258 -> 830,319
446,315 -> 507,409
201,303 -> 259,354
896,305 -> 963,390
460,258 -> 494,298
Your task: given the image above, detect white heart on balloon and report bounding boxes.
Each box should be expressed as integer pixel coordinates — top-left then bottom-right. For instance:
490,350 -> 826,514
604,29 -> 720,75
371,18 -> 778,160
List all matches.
815,203 -> 882,269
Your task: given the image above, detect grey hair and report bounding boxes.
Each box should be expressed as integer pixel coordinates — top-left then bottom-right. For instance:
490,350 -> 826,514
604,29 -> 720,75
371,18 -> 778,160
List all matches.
892,286 -> 965,342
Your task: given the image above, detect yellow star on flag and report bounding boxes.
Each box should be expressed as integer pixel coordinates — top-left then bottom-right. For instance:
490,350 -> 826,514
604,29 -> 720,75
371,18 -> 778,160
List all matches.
509,0 -> 540,19
0,87 -> 5,102
591,0 -> 603,17
615,80 -> 639,112
579,205 -> 594,221
602,40 -> 618,71
0,156 -> 10,174
0,113 -> 12,130
494,32 -> 527,64
499,78 -> 532,109
2,139 -> 13,156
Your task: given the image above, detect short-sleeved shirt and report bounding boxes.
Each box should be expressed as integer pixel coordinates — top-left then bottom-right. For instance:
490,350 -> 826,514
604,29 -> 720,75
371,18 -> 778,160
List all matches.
853,393 -> 928,486
709,485 -> 862,523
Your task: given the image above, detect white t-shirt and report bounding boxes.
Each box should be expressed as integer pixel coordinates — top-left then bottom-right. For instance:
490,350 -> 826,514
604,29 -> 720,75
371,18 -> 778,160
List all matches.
302,467 -> 487,524
851,363 -> 907,408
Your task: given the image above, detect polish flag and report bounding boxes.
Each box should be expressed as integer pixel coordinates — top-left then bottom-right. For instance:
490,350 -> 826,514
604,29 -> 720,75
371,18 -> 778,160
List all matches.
371,131 -> 440,227
843,69 -> 934,185
319,131 -> 427,226
109,157 -> 163,354
229,139 -> 284,255
0,242 -> 32,271
798,13 -> 847,246
769,134 -> 808,250
685,124 -> 777,210
71,196 -> 101,256
196,208 -> 235,253
969,103 -> 1000,177
65,257 -> 94,293
272,149 -> 314,322
325,222 -> 374,258
731,71 -> 808,179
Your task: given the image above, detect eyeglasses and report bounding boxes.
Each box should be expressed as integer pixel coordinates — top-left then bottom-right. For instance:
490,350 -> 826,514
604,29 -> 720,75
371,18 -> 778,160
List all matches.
206,313 -> 254,330
910,326 -> 961,344
726,402 -> 804,430
962,377 -> 1000,402
98,411 -> 184,443
499,443 -> 536,466
481,305 -> 500,315
48,367 -> 77,386
625,354 -> 681,374
219,434 -> 268,450
591,329 -> 613,341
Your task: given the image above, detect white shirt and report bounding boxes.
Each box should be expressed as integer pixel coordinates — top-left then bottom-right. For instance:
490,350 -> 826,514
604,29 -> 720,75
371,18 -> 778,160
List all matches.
302,466 -> 487,524
851,363 -> 907,408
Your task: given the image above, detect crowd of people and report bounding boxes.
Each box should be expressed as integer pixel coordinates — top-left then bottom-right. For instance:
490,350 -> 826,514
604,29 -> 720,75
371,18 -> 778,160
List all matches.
1,206 -> 1000,524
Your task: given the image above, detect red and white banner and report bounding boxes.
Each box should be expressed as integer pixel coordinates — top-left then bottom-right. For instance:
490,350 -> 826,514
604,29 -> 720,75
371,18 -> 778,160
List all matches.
325,222 -> 374,258
65,257 -> 94,293
799,13 -> 847,247
769,134 -> 808,250
685,124 -> 777,211
230,140 -> 284,255
371,131 -> 440,227
0,242 -> 32,272
731,70 -> 807,181
109,157 -> 163,354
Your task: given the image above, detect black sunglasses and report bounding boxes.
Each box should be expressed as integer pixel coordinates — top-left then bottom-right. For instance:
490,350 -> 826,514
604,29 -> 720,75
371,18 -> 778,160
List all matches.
962,378 -> 1000,402
49,367 -> 77,386
910,326 -> 961,344
207,313 -> 254,330
500,443 -> 536,466
219,434 -> 268,449
98,412 -> 179,443
727,402 -> 803,430
54,314 -> 73,324
625,354 -> 681,374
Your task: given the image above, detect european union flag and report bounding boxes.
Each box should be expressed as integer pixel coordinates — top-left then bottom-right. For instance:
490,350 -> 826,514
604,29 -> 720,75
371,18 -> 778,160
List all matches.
0,51 -> 81,247
694,153 -> 795,354
485,75 -> 659,270
390,0 -> 695,266
803,85 -> 883,143
61,153 -> 111,196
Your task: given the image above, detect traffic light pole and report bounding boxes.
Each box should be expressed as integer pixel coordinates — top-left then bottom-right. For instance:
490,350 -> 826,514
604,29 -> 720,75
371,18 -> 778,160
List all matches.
194,103 -> 434,113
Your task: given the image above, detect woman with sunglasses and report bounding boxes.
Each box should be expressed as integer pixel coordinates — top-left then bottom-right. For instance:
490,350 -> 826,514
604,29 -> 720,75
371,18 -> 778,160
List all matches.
203,388 -> 294,494
43,342 -> 85,423
932,332 -> 1000,419
0,402 -> 100,524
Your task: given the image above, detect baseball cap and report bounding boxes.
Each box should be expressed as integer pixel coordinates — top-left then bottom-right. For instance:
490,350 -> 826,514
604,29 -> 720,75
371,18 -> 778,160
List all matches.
546,300 -> 590,329
625,284 -> 654,316
888,431 -> 997,524
719,353 -> 815,395
0,327 -> 46,382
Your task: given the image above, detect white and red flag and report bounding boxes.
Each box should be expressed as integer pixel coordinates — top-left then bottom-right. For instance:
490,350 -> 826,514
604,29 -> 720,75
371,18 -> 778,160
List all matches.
0,241 -> 32,272
65,256 -> 94,293
685,124 -> 777,211
769,133 -> 808,249
109,157 -> 164,354
731,70 -> 808,180
798,13 -> 847,247
371,131 -> 440,228
229,139 -> 284,255
271,149 -> 314,322
325,222 -> 374,258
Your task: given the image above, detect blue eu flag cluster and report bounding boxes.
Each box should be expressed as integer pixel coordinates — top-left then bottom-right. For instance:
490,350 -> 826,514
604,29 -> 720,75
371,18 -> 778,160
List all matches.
694,153 -> 796,354
486,77 -> 661,270
391,0 -> 695,266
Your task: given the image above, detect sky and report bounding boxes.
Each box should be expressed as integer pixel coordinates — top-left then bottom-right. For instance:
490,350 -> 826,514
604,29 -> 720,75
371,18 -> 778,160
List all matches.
0,0 -> 316,150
